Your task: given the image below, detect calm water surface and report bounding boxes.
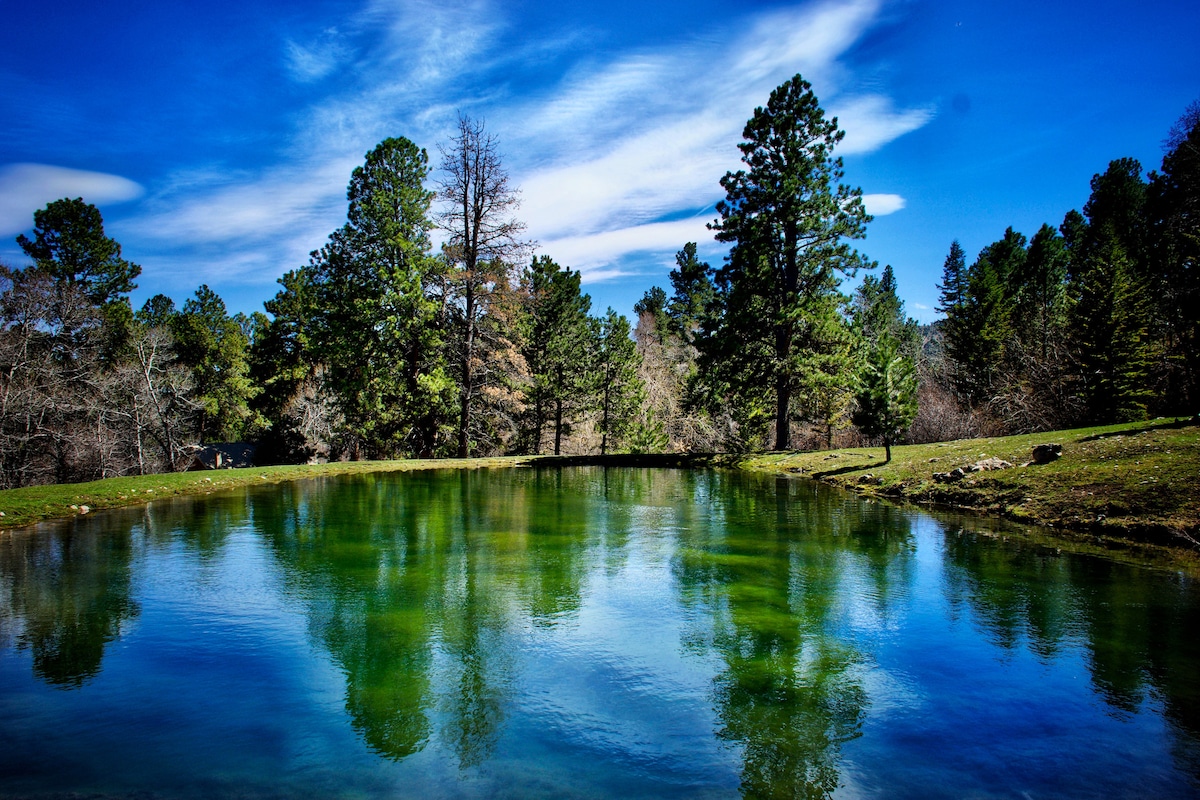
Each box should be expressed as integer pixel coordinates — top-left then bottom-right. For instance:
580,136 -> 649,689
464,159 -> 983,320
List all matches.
0,467 -> 1197,798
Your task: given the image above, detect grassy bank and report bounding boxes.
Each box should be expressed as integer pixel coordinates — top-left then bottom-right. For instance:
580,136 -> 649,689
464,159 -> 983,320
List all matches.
2,419 -> 1196,554
741,417 -> 1200,550
0,455 -> 537,530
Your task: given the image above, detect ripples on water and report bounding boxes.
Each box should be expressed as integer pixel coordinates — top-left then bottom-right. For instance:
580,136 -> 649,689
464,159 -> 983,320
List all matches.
0,467 -> 1196,798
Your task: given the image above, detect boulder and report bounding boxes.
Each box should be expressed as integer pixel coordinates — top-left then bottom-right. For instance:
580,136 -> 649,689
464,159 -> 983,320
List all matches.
1031,443 -> 1062,464
933,468 -> 966,483
972,457 -> 1013,471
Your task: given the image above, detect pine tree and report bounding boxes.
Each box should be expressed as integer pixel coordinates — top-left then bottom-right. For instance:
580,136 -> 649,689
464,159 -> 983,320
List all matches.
594,309 -> 648,454
855,265 -> 918,355
633,286 -> 669,345
936,241 -> 967,314
170,285 -> 261,443
307,137 -> 454,459
1065,159 -> 1156,423
17,197 -> 141,309
521,255 -> 593,454
852,335 -> 918,462
1020,224 -> 1070,359
705,74 -> 872,450
1069,228 -> 1153,422
1147,102 -> 1200,412
665,242 -> 714,347
851,265 -> 919,458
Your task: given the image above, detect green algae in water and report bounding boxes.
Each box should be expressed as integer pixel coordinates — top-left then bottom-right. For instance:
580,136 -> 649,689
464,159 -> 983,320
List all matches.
0,467 -> 1197,798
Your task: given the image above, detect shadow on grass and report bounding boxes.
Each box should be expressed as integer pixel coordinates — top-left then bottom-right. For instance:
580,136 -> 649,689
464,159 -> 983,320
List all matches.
813,460 -> 888,479
1080,417 -> 1198,442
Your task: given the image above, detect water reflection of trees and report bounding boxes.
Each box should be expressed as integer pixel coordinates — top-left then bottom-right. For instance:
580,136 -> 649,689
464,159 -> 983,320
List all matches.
255,466 -> 927,794
942,526 -> 1200,772
674,472 -> 915,798
256,468 -> 620,766
0,518 -> 138,687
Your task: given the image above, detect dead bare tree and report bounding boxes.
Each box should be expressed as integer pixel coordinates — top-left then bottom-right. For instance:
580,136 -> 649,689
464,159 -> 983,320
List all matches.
436,114 -> 531,457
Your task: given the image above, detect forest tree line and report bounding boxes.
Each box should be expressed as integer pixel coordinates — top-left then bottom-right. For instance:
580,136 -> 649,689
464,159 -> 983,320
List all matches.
2,75 -> 1197,487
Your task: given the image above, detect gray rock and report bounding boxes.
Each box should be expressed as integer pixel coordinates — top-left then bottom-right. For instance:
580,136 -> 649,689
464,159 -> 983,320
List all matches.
973,457 -> 1013,471
933,468 -> 966,483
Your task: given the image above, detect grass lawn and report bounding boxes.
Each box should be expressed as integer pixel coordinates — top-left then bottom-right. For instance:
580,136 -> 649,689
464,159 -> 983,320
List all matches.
0,455 -> 535,530
741,417 -> 1199,550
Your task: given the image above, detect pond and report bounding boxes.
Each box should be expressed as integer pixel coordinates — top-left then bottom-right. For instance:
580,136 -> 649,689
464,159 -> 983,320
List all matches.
0,467 -> 1197,798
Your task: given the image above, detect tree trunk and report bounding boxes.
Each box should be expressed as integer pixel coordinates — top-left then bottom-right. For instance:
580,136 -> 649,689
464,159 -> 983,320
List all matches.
554,397 -> 563,455
533,395 -> 544,455
457,283 -> 476,458
884,438 -> 892,463
600,382 -> 611,456
775,373 -> 790,450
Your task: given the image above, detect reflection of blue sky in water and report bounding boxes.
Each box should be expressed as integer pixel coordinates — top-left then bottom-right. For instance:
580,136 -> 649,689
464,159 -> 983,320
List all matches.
0,468 -> 1196,798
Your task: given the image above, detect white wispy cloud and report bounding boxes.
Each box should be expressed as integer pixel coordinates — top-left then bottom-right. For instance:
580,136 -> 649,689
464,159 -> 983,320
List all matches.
862,193 -> 906,216
122,0 -> 929,298
0,163 -> 143,237
125,1 -> 501,291
506,0 -> 928,281
537,218 -> 714,281
830,95 -> 933,155
285,29 -> 352,83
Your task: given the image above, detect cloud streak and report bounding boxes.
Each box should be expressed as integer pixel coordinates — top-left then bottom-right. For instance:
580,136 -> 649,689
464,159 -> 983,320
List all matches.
506,0 -> 927,281
0,163 -> 143,237
121,0 -> 928,299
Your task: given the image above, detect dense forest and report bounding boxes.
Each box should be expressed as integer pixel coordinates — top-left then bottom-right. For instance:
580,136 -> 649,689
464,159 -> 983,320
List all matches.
2,75 -> 1197,487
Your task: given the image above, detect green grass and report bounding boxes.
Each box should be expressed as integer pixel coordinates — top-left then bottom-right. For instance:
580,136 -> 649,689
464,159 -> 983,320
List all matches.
740,417 -> 1200,549
0,455 -> 536,530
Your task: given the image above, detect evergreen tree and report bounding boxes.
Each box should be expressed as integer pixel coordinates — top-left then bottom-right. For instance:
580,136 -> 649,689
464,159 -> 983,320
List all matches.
936,240 -> 967,314
1147,102 -> 1200,412
1066,160 -> 1155,423
170,285 -> 260,442
1081,158 -> 1147,264
852,335 -> 918,462
1068,228 -> 1154,421
854,265 -> 918,355
793,289 -> 859,448
956,250 -> 1012,405
665,242 -> 715,346
1020,223 -> 1070,359
307,137 -> 454,459
941,232 -> 1022,407
851,265 -> 919,459
705,73 -> 872,450
982,227 -> 1028,297
594,309 -> 647,455
16,197 -> 141,309
247,268 -> 331,463
633,286 -> 669,344
521,255 -> 593,454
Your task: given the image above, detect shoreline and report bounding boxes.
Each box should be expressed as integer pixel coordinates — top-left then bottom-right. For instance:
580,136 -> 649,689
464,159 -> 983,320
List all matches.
2,418 -> 1195,565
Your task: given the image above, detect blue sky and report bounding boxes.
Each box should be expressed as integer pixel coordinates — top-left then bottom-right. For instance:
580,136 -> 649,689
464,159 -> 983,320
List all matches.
2,0 -> 1197,323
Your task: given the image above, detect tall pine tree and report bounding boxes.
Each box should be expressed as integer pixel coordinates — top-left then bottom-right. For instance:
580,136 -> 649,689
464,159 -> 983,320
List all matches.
594,309 -> 648,455
521,255 -> 593,454
307,137 -> 454,458
705,74 -> 872,450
